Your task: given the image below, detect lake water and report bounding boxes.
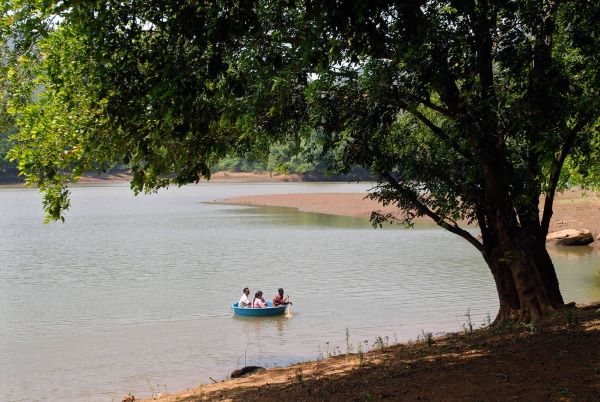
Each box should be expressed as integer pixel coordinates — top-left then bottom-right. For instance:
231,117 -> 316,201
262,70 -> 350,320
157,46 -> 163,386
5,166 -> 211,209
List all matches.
1,183 -> 599,401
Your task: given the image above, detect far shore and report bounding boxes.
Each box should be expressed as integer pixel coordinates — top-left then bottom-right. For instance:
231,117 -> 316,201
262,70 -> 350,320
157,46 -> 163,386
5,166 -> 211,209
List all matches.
6,171 -> 599,245
217,187 -> 600,247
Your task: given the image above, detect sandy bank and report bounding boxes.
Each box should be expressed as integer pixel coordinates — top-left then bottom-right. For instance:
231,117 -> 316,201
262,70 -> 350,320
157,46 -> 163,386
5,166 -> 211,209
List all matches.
75,171 -> 302,184
218,188 -> 600,246
217,192 -> 400,219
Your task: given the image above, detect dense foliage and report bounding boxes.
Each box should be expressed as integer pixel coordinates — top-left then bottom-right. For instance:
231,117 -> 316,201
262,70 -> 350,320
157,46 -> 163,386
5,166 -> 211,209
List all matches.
2,0 -> 599,321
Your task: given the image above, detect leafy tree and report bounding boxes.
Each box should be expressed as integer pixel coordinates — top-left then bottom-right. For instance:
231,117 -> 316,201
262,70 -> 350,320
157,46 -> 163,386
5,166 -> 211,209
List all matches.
3,1 -> 599,322
0,26 -> 18,180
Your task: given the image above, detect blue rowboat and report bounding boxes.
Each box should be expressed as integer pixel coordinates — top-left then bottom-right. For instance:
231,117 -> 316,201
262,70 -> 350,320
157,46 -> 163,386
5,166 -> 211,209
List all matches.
232,301 -> 287,316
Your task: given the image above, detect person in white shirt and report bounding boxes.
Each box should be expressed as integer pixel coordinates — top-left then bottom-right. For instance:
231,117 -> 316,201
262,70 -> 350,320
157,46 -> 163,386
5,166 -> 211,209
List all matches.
238,287 -> 251,308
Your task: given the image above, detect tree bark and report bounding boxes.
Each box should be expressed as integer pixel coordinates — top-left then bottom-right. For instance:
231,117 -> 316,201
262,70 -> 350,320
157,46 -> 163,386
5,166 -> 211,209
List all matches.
529,236 -> 564,306
485,244 -> 520,323
484,227 -> 561,323
481,163 -> 563,323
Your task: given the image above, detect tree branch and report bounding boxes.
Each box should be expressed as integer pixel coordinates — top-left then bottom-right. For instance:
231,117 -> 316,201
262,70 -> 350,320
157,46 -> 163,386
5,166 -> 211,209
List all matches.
410,109 -> 471,160
541,122 -> 582,235
382,172 -> 484,253
407,94 -> 455,118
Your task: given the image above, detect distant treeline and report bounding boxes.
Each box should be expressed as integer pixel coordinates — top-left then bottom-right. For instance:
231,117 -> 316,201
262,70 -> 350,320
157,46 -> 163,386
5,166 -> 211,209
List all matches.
0,135 -> 371,183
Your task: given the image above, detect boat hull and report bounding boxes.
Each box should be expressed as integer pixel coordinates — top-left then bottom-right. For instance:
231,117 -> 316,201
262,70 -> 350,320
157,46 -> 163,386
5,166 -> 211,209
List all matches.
232,301 -> 287,316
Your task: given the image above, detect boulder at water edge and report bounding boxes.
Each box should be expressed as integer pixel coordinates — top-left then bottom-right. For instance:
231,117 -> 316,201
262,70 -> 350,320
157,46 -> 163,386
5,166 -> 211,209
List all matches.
230,366 -> 265,378
546,229 -> 594,246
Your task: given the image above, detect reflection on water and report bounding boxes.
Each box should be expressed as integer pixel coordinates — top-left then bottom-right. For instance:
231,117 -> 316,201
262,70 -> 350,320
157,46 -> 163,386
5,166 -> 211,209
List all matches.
233,314 -> 292,337
228,205 -> 377,229
549,245 -> 600,302
0,183 -> 598,401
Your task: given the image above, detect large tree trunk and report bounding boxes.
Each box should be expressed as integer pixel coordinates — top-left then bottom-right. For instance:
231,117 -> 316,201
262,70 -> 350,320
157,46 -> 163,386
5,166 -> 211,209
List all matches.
482,164 -> 564,324
484,224 -> 559,323
485,246 -> 520,323
517,201 -> 565,307
530,236 -> 564,306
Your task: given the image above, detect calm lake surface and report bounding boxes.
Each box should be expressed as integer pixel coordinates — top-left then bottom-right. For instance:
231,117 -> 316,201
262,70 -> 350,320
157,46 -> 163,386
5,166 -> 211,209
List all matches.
1,183 -> 599,401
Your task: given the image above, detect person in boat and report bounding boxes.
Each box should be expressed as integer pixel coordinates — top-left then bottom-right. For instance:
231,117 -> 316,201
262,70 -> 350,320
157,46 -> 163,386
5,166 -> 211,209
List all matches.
252,291 -> 268,308
238,287 -> 251,308
273,288 -> 292,306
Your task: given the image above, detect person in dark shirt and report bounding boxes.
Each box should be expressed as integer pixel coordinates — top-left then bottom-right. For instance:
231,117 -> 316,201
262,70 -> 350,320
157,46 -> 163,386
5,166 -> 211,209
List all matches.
273,288 -> 292,306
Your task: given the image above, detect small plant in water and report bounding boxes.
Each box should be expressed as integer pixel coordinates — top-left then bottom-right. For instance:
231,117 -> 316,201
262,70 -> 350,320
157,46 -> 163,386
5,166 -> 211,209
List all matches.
345,327 -> 354,356
373,336 -> 385,351
463,308 -> 474,335
317,345 -> 324,361
481,312 -> 491,327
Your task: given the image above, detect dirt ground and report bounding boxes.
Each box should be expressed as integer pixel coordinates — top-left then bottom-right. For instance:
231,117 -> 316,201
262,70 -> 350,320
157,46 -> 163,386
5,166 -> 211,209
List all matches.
144,305 -> 600,402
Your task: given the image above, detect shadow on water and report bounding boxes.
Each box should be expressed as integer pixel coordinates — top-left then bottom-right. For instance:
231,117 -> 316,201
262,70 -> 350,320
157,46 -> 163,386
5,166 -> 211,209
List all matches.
548,244 -> 598,257
217,204 -> 440,229
219,205 -> 374,228
548,244 -> 600,302
232,314 -> 294,337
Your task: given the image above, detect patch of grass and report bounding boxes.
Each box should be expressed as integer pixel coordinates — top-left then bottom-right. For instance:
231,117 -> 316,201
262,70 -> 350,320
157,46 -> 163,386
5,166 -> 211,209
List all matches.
357,343 -> 365,366
345,327 -> 354,356
295,368 -> 304,385
521,321 -> 537,333
559,387 -> 570,397
421,330 -> 434,346
505,318 -> 515,331
373,336 -> 385,351
566,310 -> 580,327
463,308 -> 474,335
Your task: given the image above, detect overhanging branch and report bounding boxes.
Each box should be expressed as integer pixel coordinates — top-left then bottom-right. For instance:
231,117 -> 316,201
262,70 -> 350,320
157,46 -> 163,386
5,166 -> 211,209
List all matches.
541,122 -> 582,235
411,109 -> 471,160
382,173 -> 484,253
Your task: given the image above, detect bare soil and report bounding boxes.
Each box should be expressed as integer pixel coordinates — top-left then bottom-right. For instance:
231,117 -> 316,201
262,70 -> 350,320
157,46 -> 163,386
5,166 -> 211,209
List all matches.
145,305 -> 600,402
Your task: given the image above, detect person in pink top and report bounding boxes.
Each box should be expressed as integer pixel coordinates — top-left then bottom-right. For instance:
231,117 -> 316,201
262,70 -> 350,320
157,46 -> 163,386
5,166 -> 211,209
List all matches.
252,291 -> 268,308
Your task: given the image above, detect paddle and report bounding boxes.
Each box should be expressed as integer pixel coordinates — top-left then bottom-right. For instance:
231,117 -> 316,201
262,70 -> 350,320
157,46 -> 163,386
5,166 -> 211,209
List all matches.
285,297 -> 293,318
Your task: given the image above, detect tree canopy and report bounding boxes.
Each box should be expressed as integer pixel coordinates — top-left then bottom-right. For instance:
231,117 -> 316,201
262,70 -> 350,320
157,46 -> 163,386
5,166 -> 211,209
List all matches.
2,0 -> 599,321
